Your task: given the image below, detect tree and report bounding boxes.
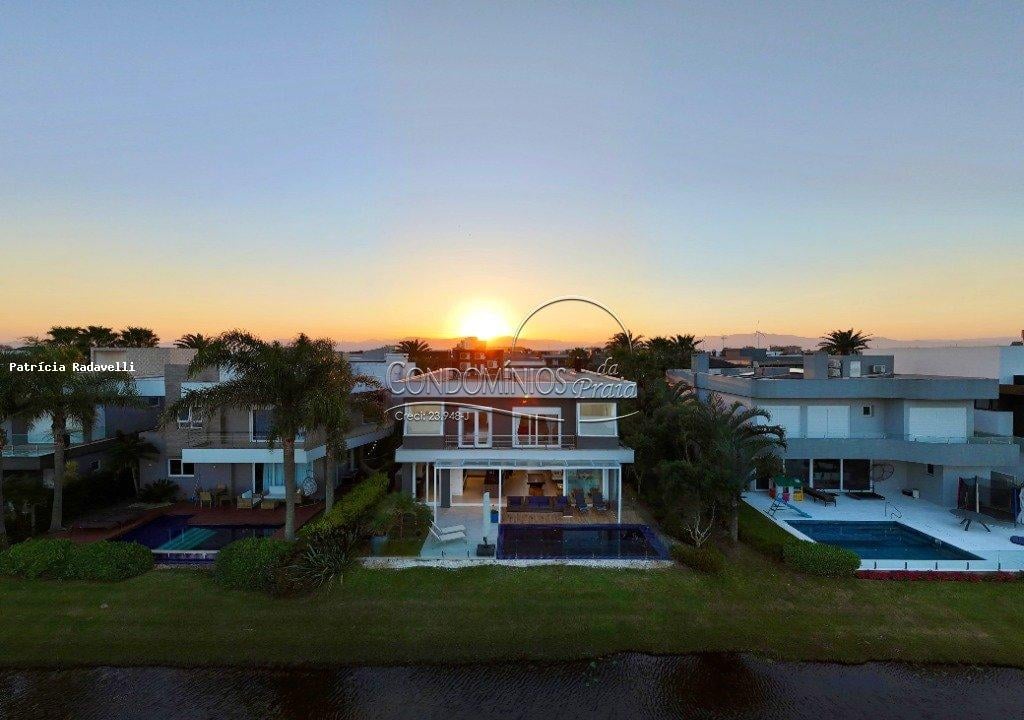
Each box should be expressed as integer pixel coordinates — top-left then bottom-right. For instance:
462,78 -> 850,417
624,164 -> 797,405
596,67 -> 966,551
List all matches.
567,347 -> 593,371
20,345 -> 138,531
818,329 -> 872,356
174,333 -> 216,350
21,326 -> 90,360
107,431 -> 159,495
117,327 -> 160,348
163,331 -> 382,539
677,391 -> 786,542
604,331 -> 645,352
82,325 -> 119,348
0,351 -> 32,547
396,339 -> 430,367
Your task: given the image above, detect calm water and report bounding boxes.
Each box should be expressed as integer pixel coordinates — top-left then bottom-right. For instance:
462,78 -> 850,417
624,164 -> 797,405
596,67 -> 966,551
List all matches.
497,523 -> 668,559
2,654 -> 1022,720
786,520 -> 981,561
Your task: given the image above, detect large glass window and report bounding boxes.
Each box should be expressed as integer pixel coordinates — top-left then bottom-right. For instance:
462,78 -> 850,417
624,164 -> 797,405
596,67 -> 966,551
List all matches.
514,408 -> 561,447
577,402 -> 617,437
404,403 -> 444,436
566,469 -> 603,498
458,407 -> 492,447
168,458 -> 195,477
251,408 -> 305,442
843,459 -> 872,491
812,459 -> 841,490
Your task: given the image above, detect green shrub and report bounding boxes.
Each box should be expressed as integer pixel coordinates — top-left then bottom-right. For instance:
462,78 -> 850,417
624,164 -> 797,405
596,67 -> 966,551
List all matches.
275,531 -> 358,596
671,543 -> 726,574
138,479 -> 180,503
62,541 -> 154,581
300,473 -> 389,538
214,537 -> 293,592
0,538 -> 74,579
783,540 -> 861,577
738,503 -> 791,559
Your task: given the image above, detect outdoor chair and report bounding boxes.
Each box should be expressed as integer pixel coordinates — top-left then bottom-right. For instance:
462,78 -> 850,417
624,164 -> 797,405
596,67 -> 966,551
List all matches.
572,489 -> 590,513
198,491 -> 213,509
590,491 -> 610,513
429,523 -> 466,543
804,487 -> 837,506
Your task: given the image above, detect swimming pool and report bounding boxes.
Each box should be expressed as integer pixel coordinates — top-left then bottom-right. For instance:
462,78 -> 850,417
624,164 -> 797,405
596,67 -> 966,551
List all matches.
115,515 -> 281,553
496,524 -> 669,560
786,520 -> 981,561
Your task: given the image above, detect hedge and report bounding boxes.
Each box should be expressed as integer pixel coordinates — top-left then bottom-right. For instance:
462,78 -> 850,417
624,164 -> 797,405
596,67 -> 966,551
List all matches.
0,538 -> 153,581
671,543 -> 725,574
783,540 -> 861,577
214,537 -> 293,592
737,502 -> 792,559
299,472 -> 389,538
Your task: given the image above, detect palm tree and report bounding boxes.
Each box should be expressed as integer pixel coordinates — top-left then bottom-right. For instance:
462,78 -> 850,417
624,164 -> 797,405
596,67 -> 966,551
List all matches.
117,327 -> 160,348
174,333 -> 215,350
107,431 -> 159,495
163,331 -> 381,539
678,391 -> 786,542
818,329 -> 872,356
396,339 -> 430,367
604,331 -> 645,352
82,325 -> 120,348
567,347 -> 592,371
0,351 -> 31,547
20,345 -> 138,531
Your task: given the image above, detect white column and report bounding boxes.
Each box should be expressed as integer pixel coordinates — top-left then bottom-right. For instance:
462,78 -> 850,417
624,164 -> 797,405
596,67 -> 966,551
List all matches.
616,467 -> 622,522
839,459 -> 845,492
433,465 -> 439,525
497,468 -> 503,523
809,459 -> 815,489
411,462 -> 417,500
601,468 -> 608,497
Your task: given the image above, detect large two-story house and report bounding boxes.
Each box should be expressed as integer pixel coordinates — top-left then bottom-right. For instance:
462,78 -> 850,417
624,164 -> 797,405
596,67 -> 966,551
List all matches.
90,347 -> 407,501
672,352 -> 1022,508
390,366 -> 636,522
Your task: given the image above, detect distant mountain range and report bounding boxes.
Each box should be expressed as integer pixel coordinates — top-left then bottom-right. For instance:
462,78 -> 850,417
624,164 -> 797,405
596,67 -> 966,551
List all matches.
334,332 -> 1021,353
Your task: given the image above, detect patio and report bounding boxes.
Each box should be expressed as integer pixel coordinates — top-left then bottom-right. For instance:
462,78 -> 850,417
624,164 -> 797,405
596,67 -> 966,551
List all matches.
744,489 -> 1024,570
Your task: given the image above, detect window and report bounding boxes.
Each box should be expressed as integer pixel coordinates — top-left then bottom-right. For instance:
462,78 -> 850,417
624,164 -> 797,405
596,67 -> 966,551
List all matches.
177,406 -> 202,429
250,408 -> 304,442
458,407 -> 492,447
146,396 -> 161,407
513,408 -> 561,447
862,404 -> 874,417
168,458 -> 195,477
404,403 -> 444,436
577,402 -> 617,437
926,464 -> 935,476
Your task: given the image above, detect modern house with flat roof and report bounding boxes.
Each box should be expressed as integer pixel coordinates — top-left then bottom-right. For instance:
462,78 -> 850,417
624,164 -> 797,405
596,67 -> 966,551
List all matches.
391,367 -> 636,528
671,352 -> 1022,508
91,347 -> 406,503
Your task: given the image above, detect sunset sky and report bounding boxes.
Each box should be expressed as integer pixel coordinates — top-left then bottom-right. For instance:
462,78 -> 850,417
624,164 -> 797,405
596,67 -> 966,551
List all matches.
2,2 -> 1022,347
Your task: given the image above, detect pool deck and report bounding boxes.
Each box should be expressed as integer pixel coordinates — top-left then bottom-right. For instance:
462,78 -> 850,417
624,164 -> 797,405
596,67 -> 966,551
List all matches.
744,490 -> 1024,571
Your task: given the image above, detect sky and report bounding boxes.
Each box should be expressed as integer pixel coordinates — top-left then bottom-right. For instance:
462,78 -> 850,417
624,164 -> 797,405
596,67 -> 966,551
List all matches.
2,1 -> 1022,347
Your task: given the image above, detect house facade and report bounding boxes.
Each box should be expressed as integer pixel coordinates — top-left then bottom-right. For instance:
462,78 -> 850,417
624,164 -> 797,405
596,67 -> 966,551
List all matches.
91,347 -> 407,501
390,367 -> 636,521
673,352 -> 1022,507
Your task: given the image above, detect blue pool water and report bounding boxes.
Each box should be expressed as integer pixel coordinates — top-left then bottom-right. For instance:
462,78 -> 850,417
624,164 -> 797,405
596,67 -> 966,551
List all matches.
497,524 -> 668,560
115,515 -> 281,552
786,521 -> 981,561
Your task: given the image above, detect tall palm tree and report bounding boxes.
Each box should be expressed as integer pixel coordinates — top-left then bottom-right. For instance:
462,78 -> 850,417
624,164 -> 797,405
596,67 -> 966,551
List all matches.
396,339 -> 430,367
117,327 -> 160,348
567,347 -> 592,371
174,333 -> 215,350
20,344 -> 138,531
163,331 -> 381,539
0,351 -> 31,547
818,329 -> 872,356
678,391 -> 786,542
604,331 -> 645,352
107,431 -> 159,495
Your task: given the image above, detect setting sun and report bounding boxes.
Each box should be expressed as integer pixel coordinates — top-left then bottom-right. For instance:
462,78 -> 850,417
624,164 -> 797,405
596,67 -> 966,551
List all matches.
457,306 -> 513,341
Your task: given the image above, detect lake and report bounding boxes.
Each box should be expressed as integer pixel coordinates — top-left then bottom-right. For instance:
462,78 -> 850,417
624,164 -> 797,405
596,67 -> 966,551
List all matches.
2,653 -> 1021,719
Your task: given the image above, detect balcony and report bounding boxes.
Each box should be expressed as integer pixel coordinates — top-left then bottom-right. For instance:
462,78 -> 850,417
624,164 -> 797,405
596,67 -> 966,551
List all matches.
443,434 -> 577,450
181,430 -> 312,450
782,432 -> 1022,466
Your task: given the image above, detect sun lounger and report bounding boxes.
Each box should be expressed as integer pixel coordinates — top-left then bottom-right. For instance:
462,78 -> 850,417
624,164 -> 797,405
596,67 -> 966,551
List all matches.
803,487 -> 836,506
429,524 -> 466,542
951,508 -> 992,532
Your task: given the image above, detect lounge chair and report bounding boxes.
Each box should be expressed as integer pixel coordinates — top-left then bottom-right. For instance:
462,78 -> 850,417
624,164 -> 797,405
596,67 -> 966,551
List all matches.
237,491 -> 258,509
198,491 -> 213,508
429,524 -> 466,542
803,487 -> 836,506
590,491 -> 610,513
572,489 -> 590,513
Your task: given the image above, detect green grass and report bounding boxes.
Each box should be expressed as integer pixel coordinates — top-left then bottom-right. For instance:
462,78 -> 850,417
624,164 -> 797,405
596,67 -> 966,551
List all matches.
3,547 -> 1024,668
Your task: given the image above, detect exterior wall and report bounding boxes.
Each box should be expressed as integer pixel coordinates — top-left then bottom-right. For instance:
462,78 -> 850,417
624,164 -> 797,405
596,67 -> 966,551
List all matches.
887,346 -> 1024,384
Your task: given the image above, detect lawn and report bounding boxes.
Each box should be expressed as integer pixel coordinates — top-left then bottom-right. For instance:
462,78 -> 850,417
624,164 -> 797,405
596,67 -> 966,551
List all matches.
2,546 -> 1024,668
